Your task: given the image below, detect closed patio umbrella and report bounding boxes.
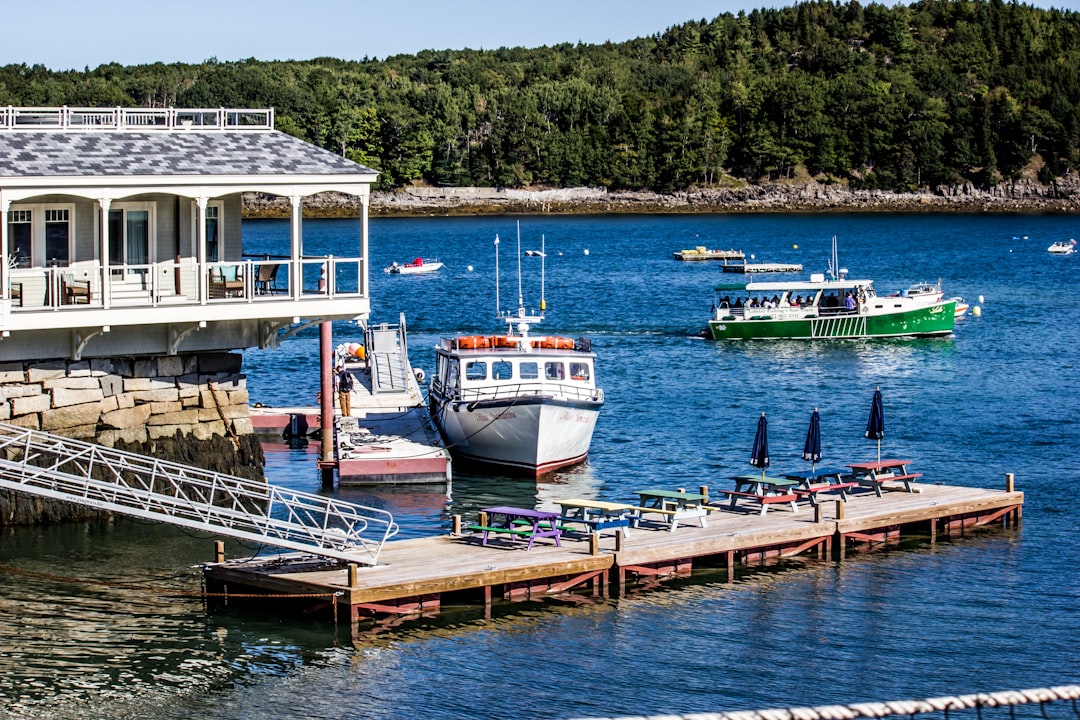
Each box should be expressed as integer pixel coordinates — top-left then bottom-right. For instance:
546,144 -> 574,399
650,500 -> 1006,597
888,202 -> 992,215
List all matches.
865,387 -> 885,464
749,412 -> 769,481
802,408 -> 822,473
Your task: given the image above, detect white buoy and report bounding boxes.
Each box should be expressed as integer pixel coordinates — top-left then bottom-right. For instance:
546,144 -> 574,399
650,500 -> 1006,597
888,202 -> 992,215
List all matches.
978,295 -> 984,303
467,265 -> 474,272
973,306 -> 982,317
584,249 -> 589,256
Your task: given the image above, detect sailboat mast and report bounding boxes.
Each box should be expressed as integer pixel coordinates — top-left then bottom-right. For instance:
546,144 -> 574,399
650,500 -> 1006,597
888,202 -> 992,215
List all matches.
541,234 -> 547,311
516,220 -> 523,313
494,234 -> 501,317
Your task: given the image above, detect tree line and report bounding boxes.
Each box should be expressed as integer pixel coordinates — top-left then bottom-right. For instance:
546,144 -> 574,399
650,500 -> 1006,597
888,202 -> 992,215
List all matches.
1,0 -> 1078,193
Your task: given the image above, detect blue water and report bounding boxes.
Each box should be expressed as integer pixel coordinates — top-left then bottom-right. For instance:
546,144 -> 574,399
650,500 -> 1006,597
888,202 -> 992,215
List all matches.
1,214 -> 1077,720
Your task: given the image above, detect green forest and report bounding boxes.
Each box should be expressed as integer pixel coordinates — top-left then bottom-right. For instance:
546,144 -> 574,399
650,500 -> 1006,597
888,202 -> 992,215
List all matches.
1,0 -> 1078,194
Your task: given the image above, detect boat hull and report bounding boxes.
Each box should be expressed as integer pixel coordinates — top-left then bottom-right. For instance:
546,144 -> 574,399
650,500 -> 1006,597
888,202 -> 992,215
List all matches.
430,395 -> 601,477
708,302 -> 956,340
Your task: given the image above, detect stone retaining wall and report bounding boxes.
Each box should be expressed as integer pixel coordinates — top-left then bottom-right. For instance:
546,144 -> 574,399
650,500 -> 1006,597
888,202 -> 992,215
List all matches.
0,351 -> 264,526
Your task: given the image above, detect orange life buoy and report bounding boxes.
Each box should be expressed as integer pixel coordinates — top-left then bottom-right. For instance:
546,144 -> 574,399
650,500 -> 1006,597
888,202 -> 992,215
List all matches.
537,336 -> 574,350
489,335 -> 518,349
455,335 -> 491,350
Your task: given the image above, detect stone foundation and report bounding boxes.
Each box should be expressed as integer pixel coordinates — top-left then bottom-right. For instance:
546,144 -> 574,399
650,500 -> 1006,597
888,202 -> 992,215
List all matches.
0,352 -> 265,526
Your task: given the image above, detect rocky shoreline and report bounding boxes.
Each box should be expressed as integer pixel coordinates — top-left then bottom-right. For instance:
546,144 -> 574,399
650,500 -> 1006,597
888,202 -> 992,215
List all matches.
243,178 -> 1080,218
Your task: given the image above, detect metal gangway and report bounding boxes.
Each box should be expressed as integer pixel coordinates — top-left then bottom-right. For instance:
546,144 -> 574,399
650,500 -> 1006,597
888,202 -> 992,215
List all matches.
365,313 -> 413,394
0,423 -> 398,565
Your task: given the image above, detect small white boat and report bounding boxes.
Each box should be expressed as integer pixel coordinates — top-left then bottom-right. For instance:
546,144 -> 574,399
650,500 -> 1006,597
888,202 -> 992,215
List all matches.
385,257 -> 443,274
1048,240 -> 1076,255
949,296 -> 970,318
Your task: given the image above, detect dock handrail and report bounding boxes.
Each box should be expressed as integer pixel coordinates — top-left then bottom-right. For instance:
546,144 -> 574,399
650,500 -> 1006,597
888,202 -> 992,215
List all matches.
0,423 -> 397,565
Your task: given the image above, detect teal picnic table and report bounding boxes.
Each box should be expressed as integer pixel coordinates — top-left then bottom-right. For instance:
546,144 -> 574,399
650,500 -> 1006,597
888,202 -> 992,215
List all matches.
632,488 -> 708,532
720,475 -> 801,515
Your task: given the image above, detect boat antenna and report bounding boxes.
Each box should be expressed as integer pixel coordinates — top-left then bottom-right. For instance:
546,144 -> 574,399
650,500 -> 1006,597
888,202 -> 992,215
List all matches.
516,220 -> 524,314
829,235 -> 839,281
494,234 -> 501,318
541,233 -> 547,311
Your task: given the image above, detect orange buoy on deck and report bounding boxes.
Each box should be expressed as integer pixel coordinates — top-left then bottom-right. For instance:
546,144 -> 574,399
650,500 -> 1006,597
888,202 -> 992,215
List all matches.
535,336 -> 575,350
454,335 -> 491,350
490,335 -> 519,349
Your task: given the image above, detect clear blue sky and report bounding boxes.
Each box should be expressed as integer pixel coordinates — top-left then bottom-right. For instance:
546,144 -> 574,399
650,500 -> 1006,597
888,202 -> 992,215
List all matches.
4,0 -> 1079,72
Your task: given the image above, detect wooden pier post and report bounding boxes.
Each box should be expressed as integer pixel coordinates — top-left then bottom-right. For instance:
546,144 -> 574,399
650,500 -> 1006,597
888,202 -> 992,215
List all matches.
726,549 -> 735,582
214,540 -> 225,564
835,499 -> 845,520
451,514 -> 461,536
1005,472 -> 1015,492
348,563 -> 358,589
699,485 -> 709,503
814,504 -> 823,523
589,533 -> 600,556
614,531 -> 624,553
478,511 -> 488,528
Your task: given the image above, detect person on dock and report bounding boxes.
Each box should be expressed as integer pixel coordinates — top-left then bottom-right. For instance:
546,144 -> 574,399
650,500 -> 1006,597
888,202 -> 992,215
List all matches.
336,365 -> 355,417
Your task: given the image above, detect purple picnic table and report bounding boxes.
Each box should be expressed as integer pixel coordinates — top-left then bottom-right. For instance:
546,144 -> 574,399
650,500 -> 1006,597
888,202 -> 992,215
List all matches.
479,506 -> 563,550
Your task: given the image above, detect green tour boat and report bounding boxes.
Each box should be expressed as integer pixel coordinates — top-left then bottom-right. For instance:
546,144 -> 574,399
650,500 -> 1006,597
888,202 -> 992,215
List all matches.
707,271 -> 956,340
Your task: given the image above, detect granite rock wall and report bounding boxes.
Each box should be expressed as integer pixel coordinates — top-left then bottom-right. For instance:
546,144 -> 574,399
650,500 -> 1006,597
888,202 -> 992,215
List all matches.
0,351 -> 264,526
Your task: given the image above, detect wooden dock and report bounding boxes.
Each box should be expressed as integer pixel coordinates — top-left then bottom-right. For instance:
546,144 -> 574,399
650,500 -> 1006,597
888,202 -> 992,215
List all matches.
202,479 -> 1022,626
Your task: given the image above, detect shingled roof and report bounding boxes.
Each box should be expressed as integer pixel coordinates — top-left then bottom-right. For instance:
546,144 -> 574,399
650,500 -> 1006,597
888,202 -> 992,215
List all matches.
0,130 -> 376,178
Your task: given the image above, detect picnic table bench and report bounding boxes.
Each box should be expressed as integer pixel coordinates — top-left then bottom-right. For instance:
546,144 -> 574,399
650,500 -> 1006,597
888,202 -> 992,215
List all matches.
471,506 -> 563,550
556,498 -> 638,538
714,475 -> 801,515
633,489 -> 708,532
783,467 -> 860,506
847,460 -> 923,497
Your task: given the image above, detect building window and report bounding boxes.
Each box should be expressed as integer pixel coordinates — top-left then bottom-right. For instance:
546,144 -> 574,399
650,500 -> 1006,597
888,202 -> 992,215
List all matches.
7,210 -> 31,267
44,209 -> 70,265
107,205 -> 153,270
205,205 -> 220,262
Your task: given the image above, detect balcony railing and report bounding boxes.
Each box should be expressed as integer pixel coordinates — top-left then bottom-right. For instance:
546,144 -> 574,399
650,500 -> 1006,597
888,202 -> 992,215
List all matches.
5,256 -> 361,311
0,106 -> 274,131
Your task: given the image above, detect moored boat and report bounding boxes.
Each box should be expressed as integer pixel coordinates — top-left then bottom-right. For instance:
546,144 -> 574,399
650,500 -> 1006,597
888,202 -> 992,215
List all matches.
948,296 -> 970,318
428,227 -> 603,476
673,246 -> 745,261
1047,240 -> 1076,255
385,257 -> 443,274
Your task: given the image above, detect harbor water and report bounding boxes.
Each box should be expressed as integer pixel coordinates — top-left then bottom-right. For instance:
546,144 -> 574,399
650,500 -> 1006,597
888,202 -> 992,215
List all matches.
1,213 -> 1078,719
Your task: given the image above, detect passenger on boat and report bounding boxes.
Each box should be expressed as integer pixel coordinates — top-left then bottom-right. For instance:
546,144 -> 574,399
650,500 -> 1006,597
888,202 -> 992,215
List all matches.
845,292 -> 856,311
734,298 -> 743,309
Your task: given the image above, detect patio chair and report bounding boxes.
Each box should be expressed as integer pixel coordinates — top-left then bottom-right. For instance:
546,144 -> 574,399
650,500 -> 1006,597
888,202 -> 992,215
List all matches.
61,273 -> 91,304
254,263 -> 279,294
209,266 -> 244,298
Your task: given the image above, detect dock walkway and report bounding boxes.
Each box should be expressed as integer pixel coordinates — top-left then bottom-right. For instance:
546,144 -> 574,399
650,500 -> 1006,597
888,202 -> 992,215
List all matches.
204,480 -> 1022,624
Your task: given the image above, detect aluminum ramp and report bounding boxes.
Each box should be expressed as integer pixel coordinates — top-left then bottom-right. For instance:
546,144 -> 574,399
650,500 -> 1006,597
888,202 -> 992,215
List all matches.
366,315 -> 413,394
0,423 -> 398,565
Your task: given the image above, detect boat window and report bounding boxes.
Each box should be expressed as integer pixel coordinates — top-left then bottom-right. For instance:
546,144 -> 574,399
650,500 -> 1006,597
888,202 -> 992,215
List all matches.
544,362 -> 565,380
492,360 -> 513,380
446,359 -> 459,389
569,362 -> 590,381
465,361 -> 486,381
519,361 -> 539,380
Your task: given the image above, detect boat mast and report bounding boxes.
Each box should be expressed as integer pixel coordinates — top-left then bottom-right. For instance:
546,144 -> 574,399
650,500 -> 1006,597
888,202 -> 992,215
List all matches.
541,233 -> 547,311
494,234 -> 501,318
516,220 -> 524,313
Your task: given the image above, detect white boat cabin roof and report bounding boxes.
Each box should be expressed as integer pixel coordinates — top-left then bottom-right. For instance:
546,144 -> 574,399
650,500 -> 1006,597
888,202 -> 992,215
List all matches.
715,277 -> 874,293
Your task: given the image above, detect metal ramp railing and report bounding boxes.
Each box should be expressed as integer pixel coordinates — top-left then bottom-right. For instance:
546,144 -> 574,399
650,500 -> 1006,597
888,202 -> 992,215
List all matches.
366,315 -> 412,394
0,423 -> 398,565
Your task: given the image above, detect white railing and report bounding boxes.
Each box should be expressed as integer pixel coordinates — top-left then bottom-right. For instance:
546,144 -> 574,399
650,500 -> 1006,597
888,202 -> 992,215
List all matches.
0,106 -> 274,131
5,257 -> 362,310
449,381 -> 603,404
0,422 -> 397,565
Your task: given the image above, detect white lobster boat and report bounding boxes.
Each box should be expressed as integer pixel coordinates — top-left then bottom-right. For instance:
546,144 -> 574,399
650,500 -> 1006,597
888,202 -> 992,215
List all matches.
428,226 -> 603,476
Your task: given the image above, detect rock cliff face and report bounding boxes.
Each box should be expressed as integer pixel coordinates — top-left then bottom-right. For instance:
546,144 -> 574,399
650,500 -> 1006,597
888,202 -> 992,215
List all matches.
0,352 -> 263,526
243,177 -> 1080,217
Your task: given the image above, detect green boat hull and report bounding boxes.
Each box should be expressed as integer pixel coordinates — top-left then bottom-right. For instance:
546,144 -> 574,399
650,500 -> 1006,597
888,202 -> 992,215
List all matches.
708,302 -> 956,340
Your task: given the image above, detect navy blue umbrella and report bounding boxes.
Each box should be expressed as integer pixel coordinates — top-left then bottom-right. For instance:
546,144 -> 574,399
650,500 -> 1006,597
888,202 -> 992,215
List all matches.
865,387 -> 885,464
802,408 -> 822,473
749,412 -> 769,480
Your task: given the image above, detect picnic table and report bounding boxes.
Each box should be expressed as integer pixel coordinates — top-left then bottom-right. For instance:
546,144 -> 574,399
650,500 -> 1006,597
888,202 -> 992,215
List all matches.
719,475 -> 801,515
556,498 -> 638,538
846,459 -> 923,497
632,488 -> 708,532
471,506 -> 563,550
782,467 -> 860,506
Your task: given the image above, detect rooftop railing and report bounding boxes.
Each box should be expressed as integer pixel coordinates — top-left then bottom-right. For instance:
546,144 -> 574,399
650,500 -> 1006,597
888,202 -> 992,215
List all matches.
0,106 -> 274,131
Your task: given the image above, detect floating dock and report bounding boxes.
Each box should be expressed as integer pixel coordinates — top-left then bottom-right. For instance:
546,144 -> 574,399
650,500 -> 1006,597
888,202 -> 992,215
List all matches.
203,477 -> 1022,626
249,320 -> 450,485
722,262 -> 804,274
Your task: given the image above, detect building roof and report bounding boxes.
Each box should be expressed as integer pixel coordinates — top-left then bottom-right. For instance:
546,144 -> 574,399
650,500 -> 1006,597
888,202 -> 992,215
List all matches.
0,130 -> 376,178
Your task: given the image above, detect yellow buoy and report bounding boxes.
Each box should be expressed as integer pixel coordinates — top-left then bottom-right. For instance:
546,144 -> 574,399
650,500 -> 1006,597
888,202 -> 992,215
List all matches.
793,244 -> 798,249
972,306 -> 982,317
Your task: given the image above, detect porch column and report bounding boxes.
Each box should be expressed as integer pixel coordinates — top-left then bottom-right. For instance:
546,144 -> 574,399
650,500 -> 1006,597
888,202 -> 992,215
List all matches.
1,193 -> 8,304
359,192 -> 369,299
196,197 -> 207,304
99,198 -> 112,310
290,194 -> 303,301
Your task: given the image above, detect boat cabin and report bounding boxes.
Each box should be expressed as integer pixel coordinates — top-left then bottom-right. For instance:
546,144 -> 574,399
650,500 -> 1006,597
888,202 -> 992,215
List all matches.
714,275 -> 879,319
432,335 -> 599,403
0,106 -> 378,362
